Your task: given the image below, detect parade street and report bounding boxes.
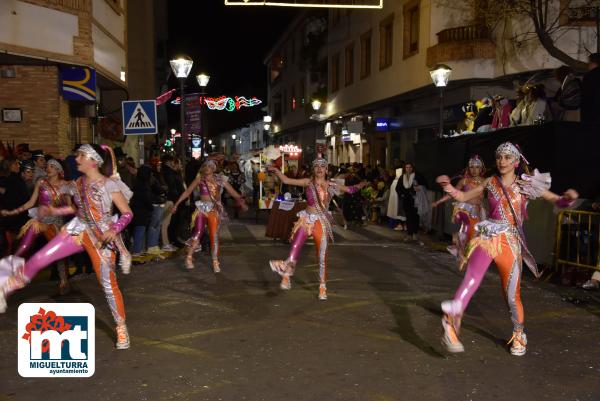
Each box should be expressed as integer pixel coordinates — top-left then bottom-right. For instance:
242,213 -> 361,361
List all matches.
0,220 -> 599,401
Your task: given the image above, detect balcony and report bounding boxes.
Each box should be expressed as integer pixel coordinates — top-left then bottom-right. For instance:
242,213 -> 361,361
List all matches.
426,25 -> 496,67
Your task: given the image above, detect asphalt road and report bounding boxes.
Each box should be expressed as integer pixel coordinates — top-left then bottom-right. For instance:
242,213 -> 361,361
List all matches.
1,220 -> 599,401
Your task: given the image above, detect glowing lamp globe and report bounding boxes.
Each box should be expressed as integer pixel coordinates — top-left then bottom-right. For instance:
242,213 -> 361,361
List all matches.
429,64 -> 452,87
196,73 -> 210,87
170,56 -> 193,79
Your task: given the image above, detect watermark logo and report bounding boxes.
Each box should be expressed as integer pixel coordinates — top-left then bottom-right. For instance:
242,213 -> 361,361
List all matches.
18,303 -> 95,377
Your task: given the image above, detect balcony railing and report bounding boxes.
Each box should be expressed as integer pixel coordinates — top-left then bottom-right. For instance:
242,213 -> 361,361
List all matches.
436,25 -> 490,44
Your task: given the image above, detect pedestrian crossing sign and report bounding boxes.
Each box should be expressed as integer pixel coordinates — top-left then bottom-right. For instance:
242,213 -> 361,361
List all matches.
122,100 -> 157,135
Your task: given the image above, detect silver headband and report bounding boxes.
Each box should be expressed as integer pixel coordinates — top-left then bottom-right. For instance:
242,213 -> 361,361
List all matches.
202,160 -> 217,170
312,158 -> 328,168
78,144 -> 104,166
495,142 -> 520,160
47,159 -> 63,174
468,156 -> 483,168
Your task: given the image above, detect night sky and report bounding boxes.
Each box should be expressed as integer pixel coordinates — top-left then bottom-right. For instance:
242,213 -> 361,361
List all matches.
166,2 -> 298,136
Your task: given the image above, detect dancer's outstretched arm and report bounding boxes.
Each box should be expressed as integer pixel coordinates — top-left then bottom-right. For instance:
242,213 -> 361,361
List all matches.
432,178 -> 467,207
541,188 -> 579,207
1,181 -> 41,216
222,180 -> 249,212
436,176 -> 489,203
268,167 -> 310,187
335,180 -> 367,194
173,174 -> 202,211
102,191 -> 133,244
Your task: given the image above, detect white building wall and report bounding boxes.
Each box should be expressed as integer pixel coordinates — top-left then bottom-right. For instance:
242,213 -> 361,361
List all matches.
0,1 -> 78,57
327,0 -> 596,117
92,0 -> 126,43
92,0 -> 126,82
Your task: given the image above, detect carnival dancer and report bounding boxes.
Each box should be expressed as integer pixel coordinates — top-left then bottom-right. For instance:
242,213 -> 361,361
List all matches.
172,159 -> 248,273
268,158 -> 365,300
1,159 -> 72,294
436,142 -> 578,356
0,144 -> 134,349
432,155 -> 486,269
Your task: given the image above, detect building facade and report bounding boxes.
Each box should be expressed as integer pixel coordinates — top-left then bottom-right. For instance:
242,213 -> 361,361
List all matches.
0,0 -> 166,161
323,0 -> 596,168
264,9 -> 329,164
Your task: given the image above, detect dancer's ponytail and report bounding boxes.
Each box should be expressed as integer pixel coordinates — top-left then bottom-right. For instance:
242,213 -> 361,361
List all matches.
100,144 -> 119,178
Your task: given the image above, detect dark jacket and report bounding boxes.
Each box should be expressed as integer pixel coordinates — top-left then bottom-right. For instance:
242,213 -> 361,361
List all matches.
150,168 -> 167,205
2,172 -> 30,230
130,166 -> 154,226
161,164 -> 184,202
581,66 -> 600,123
555,74 -> 582,110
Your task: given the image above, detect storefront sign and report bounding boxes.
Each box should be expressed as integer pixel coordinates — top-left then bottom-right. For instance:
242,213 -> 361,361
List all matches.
279,144 -> 302,153
375,118 -> 400,132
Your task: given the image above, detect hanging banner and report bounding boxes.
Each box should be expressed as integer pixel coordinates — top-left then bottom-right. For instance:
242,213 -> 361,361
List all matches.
184,94 -> 202,136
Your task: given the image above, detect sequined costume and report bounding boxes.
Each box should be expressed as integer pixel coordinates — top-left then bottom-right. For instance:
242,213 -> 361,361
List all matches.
270,175 -> 358,299
435,156 -> 486,269
15,178 -> 70,256
0,172 -> 133,348
186,174 -> 227,270
450,176 -> 485,269
439,142 -> 573,356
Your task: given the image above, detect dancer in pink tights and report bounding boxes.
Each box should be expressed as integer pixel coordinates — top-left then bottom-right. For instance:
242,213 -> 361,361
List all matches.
268,158 -> 365,300
1,159 -> 72,294
0,144 -> 133,349
436,142 -> 578,356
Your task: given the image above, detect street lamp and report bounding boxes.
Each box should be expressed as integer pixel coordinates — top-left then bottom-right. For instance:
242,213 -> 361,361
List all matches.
311,99 -> 322,111
170,55 -> 193,157
196,73 -> 210,159
429,64 -> 452,138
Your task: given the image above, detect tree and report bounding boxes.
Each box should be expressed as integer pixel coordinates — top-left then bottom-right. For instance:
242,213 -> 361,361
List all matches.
473,0 -> 599,71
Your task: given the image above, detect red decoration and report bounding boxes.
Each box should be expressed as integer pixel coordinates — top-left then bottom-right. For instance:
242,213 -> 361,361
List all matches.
22,308 -> 72,353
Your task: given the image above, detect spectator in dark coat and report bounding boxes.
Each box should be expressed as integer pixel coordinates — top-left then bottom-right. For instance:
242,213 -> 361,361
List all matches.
161,155 -> 186,248
1,158 -> 30,253
552,65 -> 582,122
581,53 -> 600,123
395,162 -> 428,241
130,165 -> 154,256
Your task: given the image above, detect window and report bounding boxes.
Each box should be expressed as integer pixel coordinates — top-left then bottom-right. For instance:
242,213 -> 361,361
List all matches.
360,30 -> 372,79
379,14 -> 394,70
331,52 -> 340,93
403,1 -> 420,58
345,43 -> 354,87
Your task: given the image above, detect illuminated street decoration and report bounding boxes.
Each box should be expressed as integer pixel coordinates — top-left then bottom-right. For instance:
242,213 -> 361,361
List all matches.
224,0 -> 383,8
170,95 -> 262,111
279,144 -> 302,153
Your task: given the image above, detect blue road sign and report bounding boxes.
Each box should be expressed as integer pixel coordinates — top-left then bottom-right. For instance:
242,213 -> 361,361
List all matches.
122,100 -> 157,135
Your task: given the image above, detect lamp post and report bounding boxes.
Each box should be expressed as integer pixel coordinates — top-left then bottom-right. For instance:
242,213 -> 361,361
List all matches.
170,55 -> 193,158
263,115 -> 272,146
196,73 -> 210,159
429,64 -> 452,138
231,134 -> 236,156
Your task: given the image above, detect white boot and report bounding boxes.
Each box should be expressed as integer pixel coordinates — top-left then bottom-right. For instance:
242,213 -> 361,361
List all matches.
0,256 -> 28,313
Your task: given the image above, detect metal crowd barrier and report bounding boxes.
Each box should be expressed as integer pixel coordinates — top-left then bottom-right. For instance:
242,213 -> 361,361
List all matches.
554,210 -> 600,271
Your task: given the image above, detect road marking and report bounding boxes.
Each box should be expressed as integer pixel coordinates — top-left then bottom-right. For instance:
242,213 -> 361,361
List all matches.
244,223 -> 267,239
127,292 -> 236,313
163,326 -> 238,341
132,335 -> 213,359
219,225 -> 233,241
333,225 -> 370,241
